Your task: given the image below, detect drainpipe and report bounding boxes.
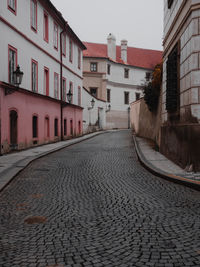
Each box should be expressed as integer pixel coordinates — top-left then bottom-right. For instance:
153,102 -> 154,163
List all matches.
60,24 -> 67,141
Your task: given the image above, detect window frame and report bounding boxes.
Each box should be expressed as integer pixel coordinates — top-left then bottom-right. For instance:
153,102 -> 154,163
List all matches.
8,0 -> 17,15
78,48 -> 81,69
44,66 -> 49,96
90,62 -> 97,72
64,118 -> 67,136
124,91 -> 129,105
54,72 -> 59,99
107,64 -> 111,75
62,77 -> 66,101
31,59 -> 38,92
124,68 -> 129,79
30,0 -> 37,32
78,86 -> 81,106
43,10 -> 49,43
90,87 -> 98,98
69,81 -> 73,104
32,115 -> 38,138
107,89 -> 111,103
8,45 -> 17,85
54,118 -> 58,137
69,39 -> 73,63
53,21 -> 58,50
62,34 -> 66,57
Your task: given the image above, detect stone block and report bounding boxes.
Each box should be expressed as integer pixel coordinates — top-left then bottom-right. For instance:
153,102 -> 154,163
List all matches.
191,104 -> 200,119
191,35 -> 200,52
185,73 -> 191,89
191,70 -> 200,86
190,87 -> 199,104
183,90 -> 189,106
180,93 -> 184,107
189,53 -> 198,70
180,77 -> 186,92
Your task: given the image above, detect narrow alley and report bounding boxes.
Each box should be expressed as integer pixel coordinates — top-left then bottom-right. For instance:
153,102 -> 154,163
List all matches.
0,130 -> 200,267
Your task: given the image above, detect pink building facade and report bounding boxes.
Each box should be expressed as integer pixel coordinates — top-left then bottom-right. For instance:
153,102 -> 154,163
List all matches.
0,0 -> 86,154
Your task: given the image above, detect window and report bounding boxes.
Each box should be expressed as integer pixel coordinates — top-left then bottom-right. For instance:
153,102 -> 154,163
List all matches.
135,93 -> 140,101
145,72 -> 151,81
107,89 -> 111,103
90,62 -> 97,72
78,121 -> 81,134
107,64 -> 111,75
8,45 -> 17,85
124,92 -> 129,104
69,39 -> 73,62
43,11 -> 48,42
78,48 -> 81,69
62,34 -> 66,56
31,59 -> 38,92
78,86 -> 81,106
168,0 -> 173,8
32,115 -> 38,138
8,0 -> 16,14
53,22 -> 58,50
69,82 -> 73,103
54,73 -> 59,99
124,68 -> 129,78
64,119 -> 67,136
54,118 -> 58,136
166,43 -> 180,113
62,77 -> 66,101
44,67 -> 49,96
45,116 -> 49,138
31,0 -> 37,31
90,87 -> 97,98
70,119 -> 73,135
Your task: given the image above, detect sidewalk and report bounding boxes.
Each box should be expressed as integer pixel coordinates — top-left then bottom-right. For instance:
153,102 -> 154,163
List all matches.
0,131 -> 107,192
133,135 -> 200,191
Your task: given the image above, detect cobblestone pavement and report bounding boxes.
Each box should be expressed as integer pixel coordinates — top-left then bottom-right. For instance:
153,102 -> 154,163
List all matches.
1,130 -> 200,267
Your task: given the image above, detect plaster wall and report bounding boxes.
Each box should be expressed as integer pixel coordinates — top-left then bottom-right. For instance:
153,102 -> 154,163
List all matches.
82,88 -> 106,133
0,86 -> 82,153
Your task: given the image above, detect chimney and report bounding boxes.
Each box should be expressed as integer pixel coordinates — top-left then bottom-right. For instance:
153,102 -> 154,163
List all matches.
121,39 -> 128,63
107,33 -> 116,61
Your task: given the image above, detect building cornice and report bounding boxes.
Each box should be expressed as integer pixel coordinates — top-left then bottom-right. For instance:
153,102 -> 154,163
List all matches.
0,82 -> 83,110
107,80 -> 143,90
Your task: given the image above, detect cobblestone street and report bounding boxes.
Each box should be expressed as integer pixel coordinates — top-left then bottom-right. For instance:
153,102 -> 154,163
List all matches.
1,130 -> 200,267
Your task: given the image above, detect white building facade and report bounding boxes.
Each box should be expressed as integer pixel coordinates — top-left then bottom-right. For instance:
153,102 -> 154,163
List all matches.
0,0 -> 85,153
83,34 -> 162,129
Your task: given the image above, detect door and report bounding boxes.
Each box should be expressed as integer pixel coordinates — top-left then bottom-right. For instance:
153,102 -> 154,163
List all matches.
10,110 -> 18,149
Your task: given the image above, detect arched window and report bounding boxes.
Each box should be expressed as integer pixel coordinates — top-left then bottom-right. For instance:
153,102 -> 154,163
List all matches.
54,118 -> 58,137
32,115 -> 38,138
70,119 -> 73,136
64,119 -> 67,136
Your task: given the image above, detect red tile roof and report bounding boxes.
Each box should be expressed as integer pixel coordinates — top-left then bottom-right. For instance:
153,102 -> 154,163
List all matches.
83,42 -> 163,70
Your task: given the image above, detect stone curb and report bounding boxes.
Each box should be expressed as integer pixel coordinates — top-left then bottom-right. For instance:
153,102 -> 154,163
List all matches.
133,134 -> 200,192
0,131 -> 108,193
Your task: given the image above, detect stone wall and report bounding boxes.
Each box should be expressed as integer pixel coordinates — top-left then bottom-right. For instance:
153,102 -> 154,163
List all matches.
130,96 -> 162,146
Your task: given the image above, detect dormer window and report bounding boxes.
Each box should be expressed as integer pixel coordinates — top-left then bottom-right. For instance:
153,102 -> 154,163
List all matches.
168,0 -> 173,8
90,62 -> 97,72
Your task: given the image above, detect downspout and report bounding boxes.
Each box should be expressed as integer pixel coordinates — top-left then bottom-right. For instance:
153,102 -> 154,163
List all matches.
60,23 -> 67,141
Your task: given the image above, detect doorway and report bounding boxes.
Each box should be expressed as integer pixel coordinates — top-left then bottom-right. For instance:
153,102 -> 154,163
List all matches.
10,110 -> 18,149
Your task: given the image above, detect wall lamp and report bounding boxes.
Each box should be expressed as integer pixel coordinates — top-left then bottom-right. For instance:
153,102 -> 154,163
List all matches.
88,98 -> 95,110
67,88 -> 73,104
106,104 -> 111,112
13,65 -> 24,87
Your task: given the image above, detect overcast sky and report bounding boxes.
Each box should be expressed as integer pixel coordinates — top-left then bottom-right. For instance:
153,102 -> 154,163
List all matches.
51,0 -> 163,51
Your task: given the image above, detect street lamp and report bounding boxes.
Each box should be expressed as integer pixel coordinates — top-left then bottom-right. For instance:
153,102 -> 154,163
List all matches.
67,88 -> 73,104
106,104 -> 111,112
88,98 -> 95,110
13,65 -> 24,87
